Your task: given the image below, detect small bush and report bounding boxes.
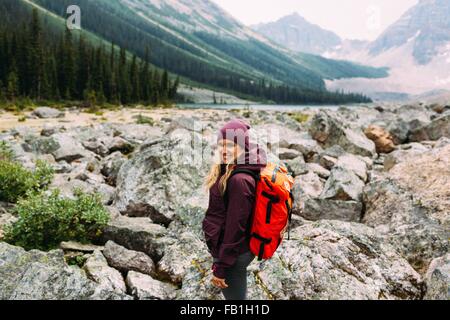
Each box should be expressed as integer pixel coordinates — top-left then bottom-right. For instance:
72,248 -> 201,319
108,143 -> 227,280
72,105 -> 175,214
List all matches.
4,188 -> 110,251
0,141 -> 14,161
0,159 -> 54,203
289,112 -> 310,123
136,114 -> 154,126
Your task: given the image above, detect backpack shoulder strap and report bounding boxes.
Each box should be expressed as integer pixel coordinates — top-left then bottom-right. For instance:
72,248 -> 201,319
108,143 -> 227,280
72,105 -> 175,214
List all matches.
223,168 -> 260,209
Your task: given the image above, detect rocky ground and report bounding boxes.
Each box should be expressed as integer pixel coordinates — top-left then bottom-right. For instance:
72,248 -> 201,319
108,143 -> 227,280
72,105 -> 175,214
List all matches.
0,103 -> 449,300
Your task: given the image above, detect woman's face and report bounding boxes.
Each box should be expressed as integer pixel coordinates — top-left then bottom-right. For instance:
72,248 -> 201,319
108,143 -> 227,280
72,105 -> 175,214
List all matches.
220,139 -> 241,164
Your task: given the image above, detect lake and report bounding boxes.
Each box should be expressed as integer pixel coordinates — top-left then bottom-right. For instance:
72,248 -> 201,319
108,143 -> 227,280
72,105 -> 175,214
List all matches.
176,103 -> 370,112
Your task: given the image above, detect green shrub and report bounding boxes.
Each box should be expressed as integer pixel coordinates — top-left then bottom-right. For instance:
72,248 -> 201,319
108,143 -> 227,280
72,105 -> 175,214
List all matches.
0,159 -> 54,203
0,141 -> 14,161
289,112 -> 310,123
4,188 -> 110,251
136,114 -> 154,126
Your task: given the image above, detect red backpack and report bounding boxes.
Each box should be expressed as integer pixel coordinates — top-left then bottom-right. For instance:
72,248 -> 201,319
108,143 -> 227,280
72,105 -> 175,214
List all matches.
225,162 -> 295,261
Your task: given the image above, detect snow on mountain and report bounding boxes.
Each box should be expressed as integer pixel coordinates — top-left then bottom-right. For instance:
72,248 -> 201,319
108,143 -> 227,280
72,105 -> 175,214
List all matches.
325,0 -> 450,97
252,12 -> 342,55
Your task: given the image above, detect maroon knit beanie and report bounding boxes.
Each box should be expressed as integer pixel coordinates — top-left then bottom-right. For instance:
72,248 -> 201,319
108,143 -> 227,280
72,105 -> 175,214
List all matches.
217,119 -> 251,151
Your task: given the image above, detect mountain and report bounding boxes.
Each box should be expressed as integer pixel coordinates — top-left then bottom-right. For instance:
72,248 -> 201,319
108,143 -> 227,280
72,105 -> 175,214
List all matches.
325,0 -> 450,98
369,0 -> 450,65
252,12 -> 342,55
20,0 -> 386,103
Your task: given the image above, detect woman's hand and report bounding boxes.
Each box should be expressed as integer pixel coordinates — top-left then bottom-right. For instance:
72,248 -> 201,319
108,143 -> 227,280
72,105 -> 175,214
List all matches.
211,275 -> 228,289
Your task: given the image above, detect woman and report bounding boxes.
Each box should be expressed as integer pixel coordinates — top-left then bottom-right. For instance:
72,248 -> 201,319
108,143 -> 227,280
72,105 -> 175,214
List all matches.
202,119 -> 267,300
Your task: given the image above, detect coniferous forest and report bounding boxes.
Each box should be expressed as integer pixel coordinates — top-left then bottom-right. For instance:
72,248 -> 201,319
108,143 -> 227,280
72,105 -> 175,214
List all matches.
0,0 -> 372,106
0,7 -> 179,106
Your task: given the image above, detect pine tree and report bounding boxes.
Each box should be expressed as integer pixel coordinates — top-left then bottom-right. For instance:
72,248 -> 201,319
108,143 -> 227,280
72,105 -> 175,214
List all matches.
160,70 -> 169,101
63,28 -> 76,99
6,70 -> 19,100
28,8 -> 45,99
130,54 -> 140,102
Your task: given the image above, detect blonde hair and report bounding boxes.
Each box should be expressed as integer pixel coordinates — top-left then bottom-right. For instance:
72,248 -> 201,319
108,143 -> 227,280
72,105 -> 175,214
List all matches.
204,140 -> 242,195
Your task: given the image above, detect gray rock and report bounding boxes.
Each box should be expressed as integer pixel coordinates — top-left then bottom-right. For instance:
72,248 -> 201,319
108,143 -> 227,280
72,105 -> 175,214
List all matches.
278,148 -> 302,160
321,166 -> 365,201
302,199 -> 362,222
255,124 -> 322,161
83,250 -> 126,294
103,241 -> 156,277
386,104 -> 433,144
306,163 -> 331,179
284,156 -> 307,177
40,126 -> 57,137
0,242 -> 130,300
167,116 -> 202,133
52,160 -> 73,174
101,215 -> 169,261
363,179 -> 449,272
114,133 -> 209,226
82,138 -> 110,157
22,135 -> 60,155
319,155 -> 337,170
336,154 -> 369,182
157,231 -> 210,285
51,133 -> 90,163
293,172 -> 324,200
126,271 -> 177,300
424,254 -> 450,300
32,107 -> 65,119
288,136 -> 323,161
179,220 -> 423,300
60,241 -> 104,253
107,137 -> 135,155
100,151 -> 127,186
309,111 -> 376,157
384,143 -> 430,171
410,114 -> 450,142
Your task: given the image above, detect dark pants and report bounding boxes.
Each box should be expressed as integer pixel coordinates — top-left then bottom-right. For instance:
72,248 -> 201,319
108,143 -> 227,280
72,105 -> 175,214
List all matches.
214,251 -> 255,300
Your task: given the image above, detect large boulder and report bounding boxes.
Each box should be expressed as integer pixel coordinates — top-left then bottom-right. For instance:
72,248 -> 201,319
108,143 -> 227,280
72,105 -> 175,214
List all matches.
302,199 -> 362,222
103,241 -> 156,277
113,132 -> 209,226
254,124 -> 322,161
126,271 -> 177,300
363,179 -> 449,273
83,250 -> 127,294
320,166 -> 365,202
101,215 -> 170,261
387,144 -> 450,225
50,133 -> 92,163
309,111 -> 376,157
0,242 -> 130,300
410,114 -> 450,142
424,254 -> 450,300
386,104 -> 433,144
179,220 -> 423,300
156,230 -> 210,285
335,154 -> 369,182
32,107 -> 65,119
100,151 -> 127,186
292,171 -> 362,222
384,143 -> 430,171
364,125 -> 396,154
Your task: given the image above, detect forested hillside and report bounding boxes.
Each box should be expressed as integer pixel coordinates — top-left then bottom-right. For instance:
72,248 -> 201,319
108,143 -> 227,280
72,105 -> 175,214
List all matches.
19,0 -> 378,104
0,1 -> 178,105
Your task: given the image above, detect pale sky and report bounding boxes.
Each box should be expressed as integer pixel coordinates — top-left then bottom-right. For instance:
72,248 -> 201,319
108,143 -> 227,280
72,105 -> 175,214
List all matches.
212,0 -> 419,40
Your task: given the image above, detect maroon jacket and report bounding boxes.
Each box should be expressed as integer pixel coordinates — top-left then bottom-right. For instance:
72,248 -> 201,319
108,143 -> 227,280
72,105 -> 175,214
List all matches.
202,163 -> 264,279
